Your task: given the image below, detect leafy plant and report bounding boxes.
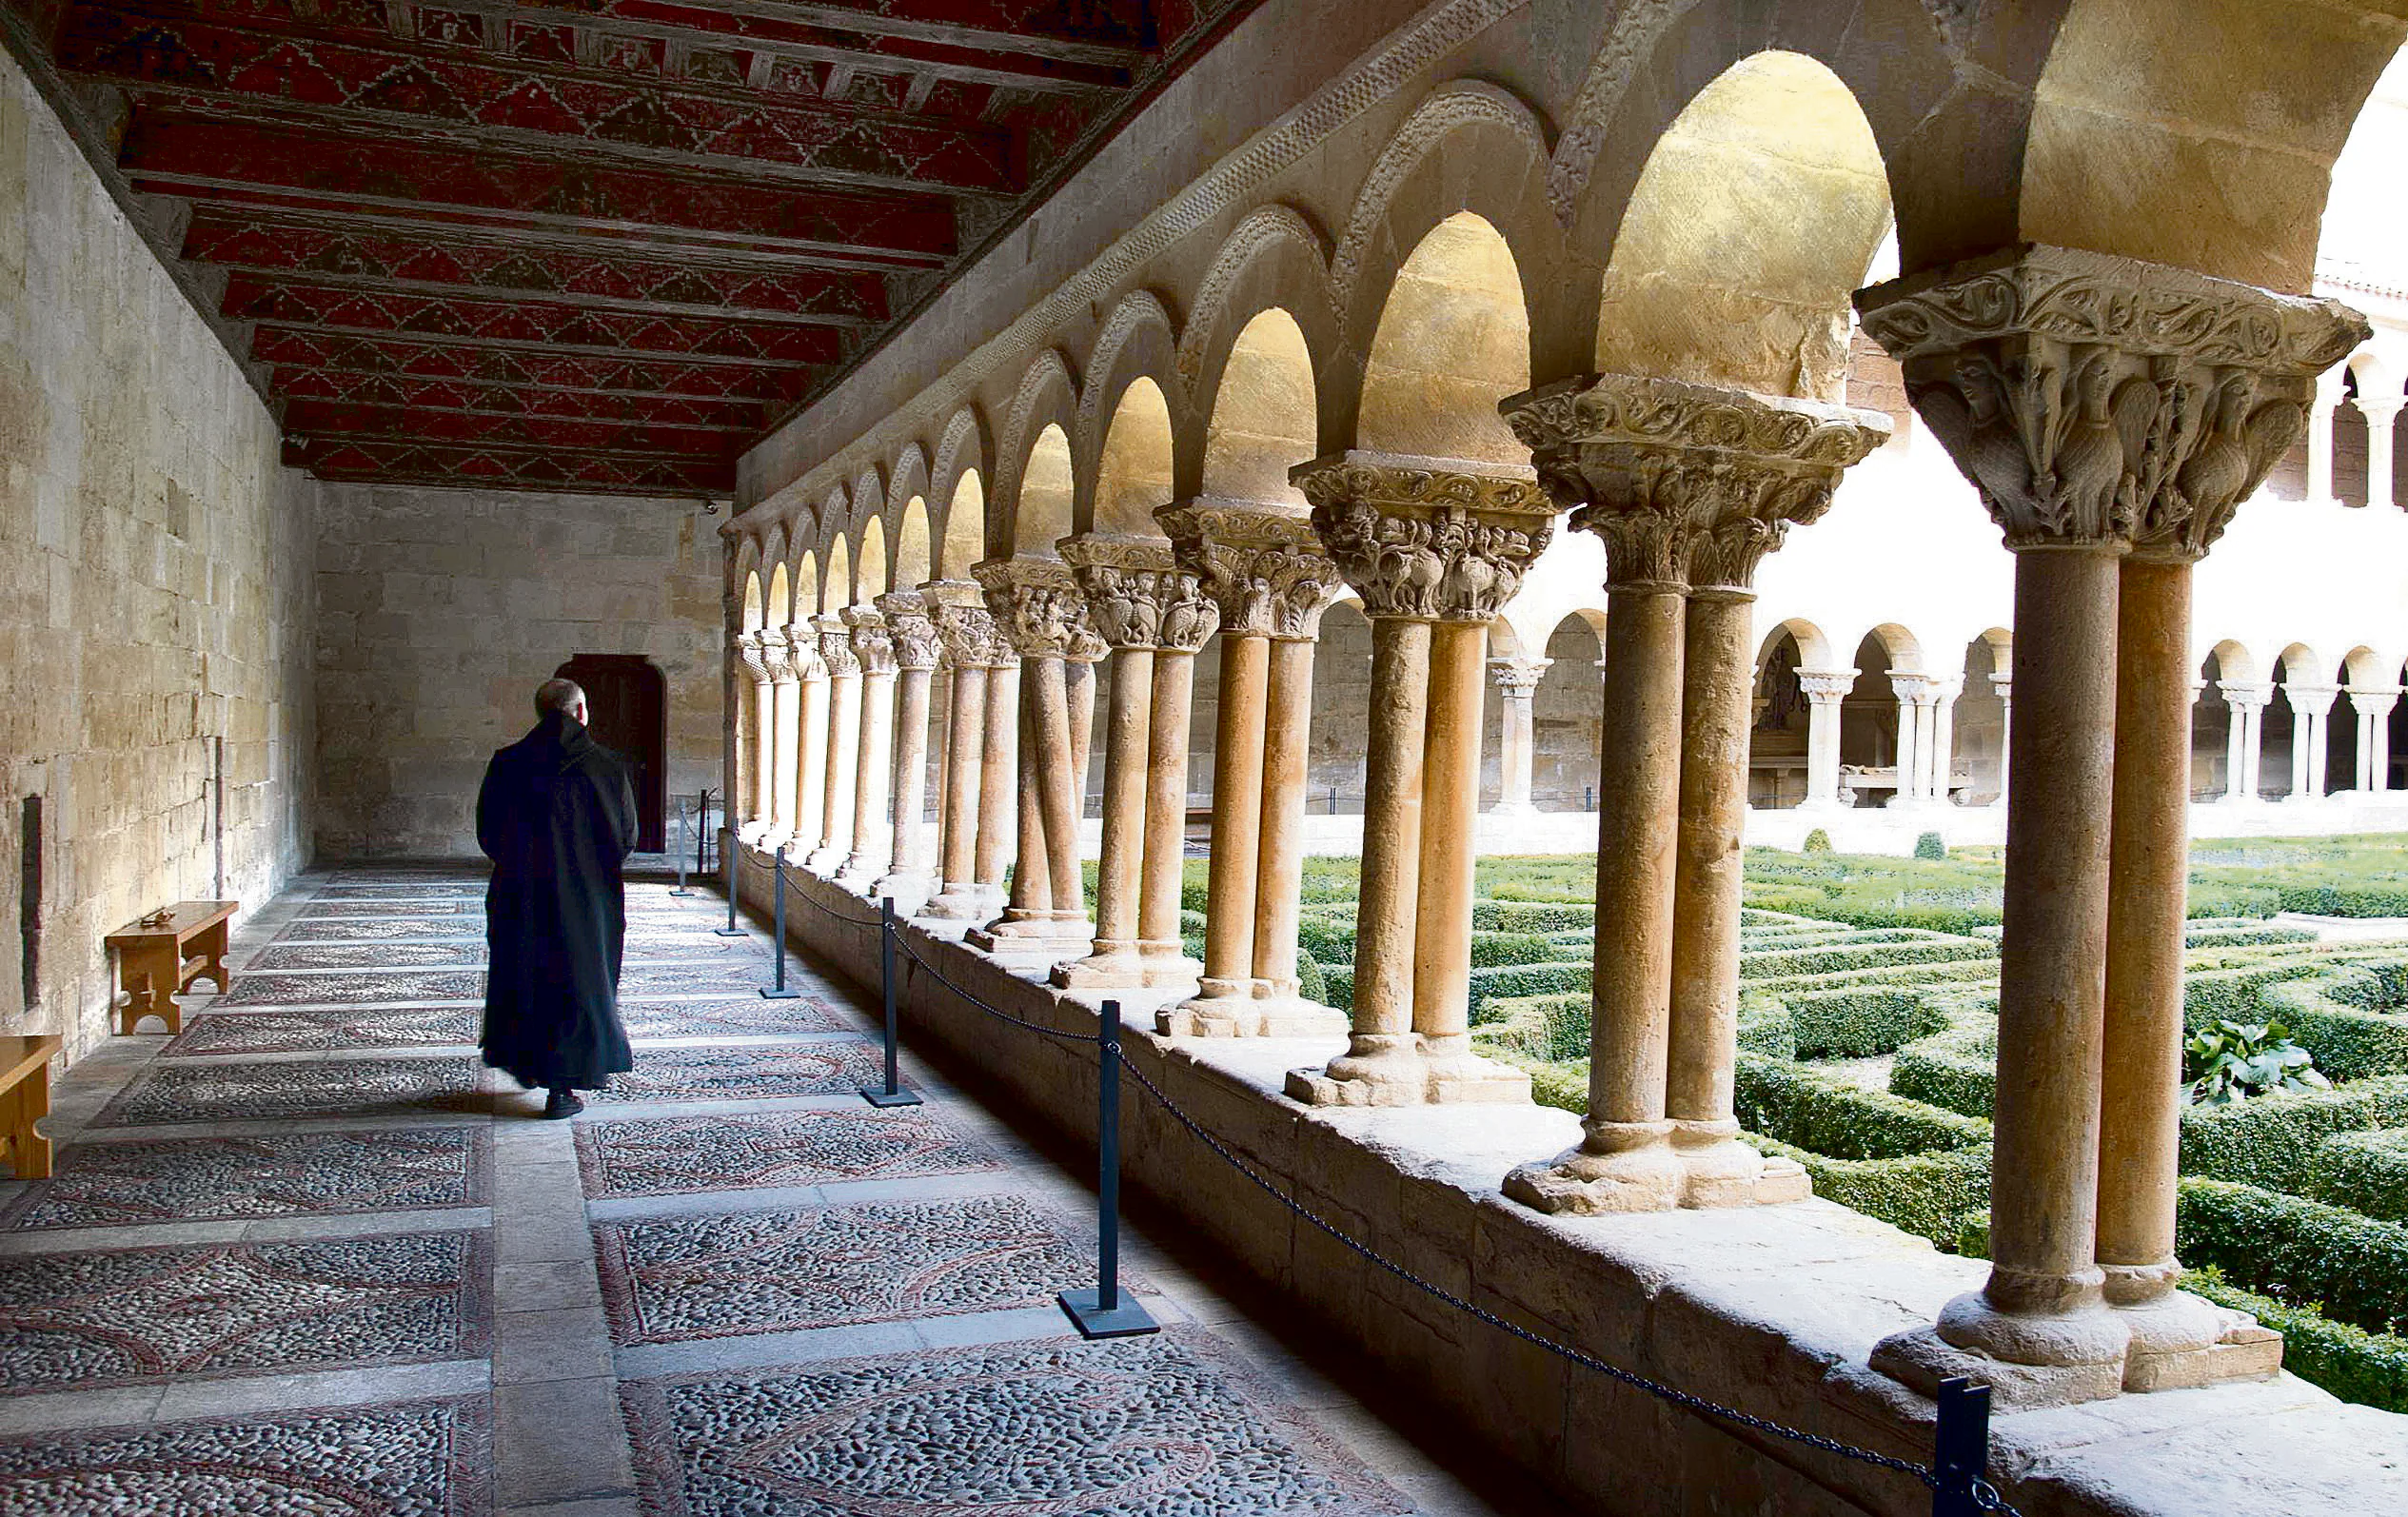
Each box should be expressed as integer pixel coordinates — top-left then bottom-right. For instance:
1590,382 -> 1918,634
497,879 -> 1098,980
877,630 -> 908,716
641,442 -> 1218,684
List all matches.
1802,828 -> 1834,854
2186,1017 -> 2331,1106
1913,832 -> 1947,861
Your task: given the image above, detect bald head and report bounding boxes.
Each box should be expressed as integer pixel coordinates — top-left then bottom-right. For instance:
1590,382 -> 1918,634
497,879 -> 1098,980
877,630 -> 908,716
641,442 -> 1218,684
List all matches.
535,678 -> 587,725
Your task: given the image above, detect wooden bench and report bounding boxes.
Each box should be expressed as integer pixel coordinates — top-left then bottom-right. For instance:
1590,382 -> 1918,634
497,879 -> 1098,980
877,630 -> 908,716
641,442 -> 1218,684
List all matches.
107,900 -> 237,1035
0,1036 -> 61,1179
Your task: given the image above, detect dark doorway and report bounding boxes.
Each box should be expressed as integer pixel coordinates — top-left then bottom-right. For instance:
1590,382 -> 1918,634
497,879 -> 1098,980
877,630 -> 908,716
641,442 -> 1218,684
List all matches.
556,655 -> 667,853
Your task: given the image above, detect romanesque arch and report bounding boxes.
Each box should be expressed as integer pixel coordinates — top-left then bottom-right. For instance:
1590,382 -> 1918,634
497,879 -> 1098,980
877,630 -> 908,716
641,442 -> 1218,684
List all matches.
1090,377 -> 1176,538
994,354 -> 1078,560
1076,293 -> 1184,530
1355,210 -> 1533,466
938,470 -> 986,580
1199,307 -> 1319,510
1177,207 -> 1342,483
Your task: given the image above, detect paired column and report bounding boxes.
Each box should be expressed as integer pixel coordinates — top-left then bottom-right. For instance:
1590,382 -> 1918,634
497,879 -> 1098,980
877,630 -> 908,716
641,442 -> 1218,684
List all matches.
1889,674 -> 1935,806
1490,657 -> 1549,815
1929,675 -> 1962,805
1855,243 -> 2361,1407
2220,682 -> 2271,801
1796,669 -> 1854,810
792,630 -> 830,859
1155,502 -> 1346,1038
1499,374 -> 1884,1212
760,629 -> 802,849
733,632 -> 776,842
921,584 -> 1004,918
874,591 -> 942,901
968,559 -> 1094,955
838,608 -> 897,883
1280,457 -> 1550,1103
1055,534 -> 1220,990
807,615 -> 860,871
2288,682 -> 2339,802
2307,368 -> 2345,505
2354,687 -> 2400,793
2363,397 -> 2402,512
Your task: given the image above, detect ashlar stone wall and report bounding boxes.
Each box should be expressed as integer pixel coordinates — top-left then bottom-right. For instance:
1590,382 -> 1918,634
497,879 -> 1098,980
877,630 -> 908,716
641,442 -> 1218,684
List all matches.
0,47 -> 317,1060
315,485 -> 725,859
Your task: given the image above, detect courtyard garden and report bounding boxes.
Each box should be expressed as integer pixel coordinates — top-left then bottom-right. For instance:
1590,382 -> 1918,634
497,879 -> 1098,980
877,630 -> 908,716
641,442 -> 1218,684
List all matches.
1158,834 -> 2408,1411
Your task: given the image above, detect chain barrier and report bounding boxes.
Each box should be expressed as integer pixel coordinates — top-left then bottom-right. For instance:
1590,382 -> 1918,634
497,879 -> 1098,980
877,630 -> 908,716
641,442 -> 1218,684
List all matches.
721,850 -> 2019,1517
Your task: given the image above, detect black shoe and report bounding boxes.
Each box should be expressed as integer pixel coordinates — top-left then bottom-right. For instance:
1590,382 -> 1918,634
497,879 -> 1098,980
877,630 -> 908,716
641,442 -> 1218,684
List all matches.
543,1088 -> 584,1119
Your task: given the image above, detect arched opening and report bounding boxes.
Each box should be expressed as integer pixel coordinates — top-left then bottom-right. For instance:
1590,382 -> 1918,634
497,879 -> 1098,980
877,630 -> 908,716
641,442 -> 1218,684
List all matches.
792,552 -> 818,626
2334,648 -> 2383,793
1841,628 -> 1919,809
823,537 -> 851,616
2264,647 -> 2324,800
557,653 -> 667,854
1957,632 -> 2010,806
2394,659 -> 2408,791
1479,618 -> 1525,810
939,471 -> 985,580
1749,626 -> 1812,810
1537,613 -> 1606,811
767,562 -> 791,630
1597,50 -> 1889,401
1358,211 -> 1530,465
1203,308 -> 1317,507
857,517 -> 888,601
740,570 -> 764,633
1095,379 -> 1175,537
1016,424 -> 1075,557
1307,600 -> 1374,811
896,496 -> 932,588
2194,647 -> 2239,799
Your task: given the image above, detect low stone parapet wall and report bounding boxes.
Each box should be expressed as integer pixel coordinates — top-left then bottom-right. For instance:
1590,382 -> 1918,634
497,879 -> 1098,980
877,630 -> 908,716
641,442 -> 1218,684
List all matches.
736,844 -> 2408,1517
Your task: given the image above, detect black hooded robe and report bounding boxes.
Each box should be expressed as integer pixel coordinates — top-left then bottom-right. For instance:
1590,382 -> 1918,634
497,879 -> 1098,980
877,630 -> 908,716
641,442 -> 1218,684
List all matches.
477,713 -> 639,1092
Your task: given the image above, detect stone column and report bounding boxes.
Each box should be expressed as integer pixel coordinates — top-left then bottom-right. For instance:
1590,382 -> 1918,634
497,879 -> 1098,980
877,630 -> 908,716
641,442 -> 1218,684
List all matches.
2362,397 -> 2401,512
969,558 -> 1093,954
1068,625 -> 1106,828
921,589 -> 1001,919
734,632 -> 777,842
2290,682 -> 2339,801
2357,687 -> 2400,793
1283,454 -> 1550,1104
2220,681 -> 2268,802
809,615 -> 860,872
1136,593 -> 1215,983
1930,675 -> 1962,805
974,649 -> 1019,902
760,628 -> 800,848
1796,669 -> 1854,811
1498,373 -> 1885,1213
1889,673 -> 1933,807
1991,673 -> 2013,808
1056,534 -> 1184,989
839,608 -> 897,884
875,591 -> 941,901
1155,502 -> 1343,1036
1489,656 -> 1549,815
2307,368 -> 2345,505
1855,243 -> 2361,1408
792,630 -> 829,858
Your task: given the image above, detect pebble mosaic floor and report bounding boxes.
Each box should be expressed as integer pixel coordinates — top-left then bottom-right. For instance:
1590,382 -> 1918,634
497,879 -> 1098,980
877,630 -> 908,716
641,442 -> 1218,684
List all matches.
0,866 -> 1515,1515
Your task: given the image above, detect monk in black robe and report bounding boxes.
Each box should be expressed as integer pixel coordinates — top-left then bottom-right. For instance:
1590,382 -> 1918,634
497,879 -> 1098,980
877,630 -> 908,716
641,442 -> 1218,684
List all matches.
477,678 -> 638,1117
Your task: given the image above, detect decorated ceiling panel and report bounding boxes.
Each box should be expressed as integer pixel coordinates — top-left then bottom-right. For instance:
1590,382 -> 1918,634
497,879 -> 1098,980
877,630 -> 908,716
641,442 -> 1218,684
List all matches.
3,0 -> 1256,493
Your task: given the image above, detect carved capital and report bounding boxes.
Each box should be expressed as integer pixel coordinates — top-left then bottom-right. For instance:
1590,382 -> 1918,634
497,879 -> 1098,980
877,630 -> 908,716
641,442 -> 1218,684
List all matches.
843,606 -> 896,678
876,590 -> 940,672
758,627 -> 798,685
1058,533 -> 1223,654
1503,373 -> 1887,591
1288,455 -> 1552,623
1890,673 -> 1941,707
1490,656 -> 1549,697
971,557 -> 1090,660
1855,244 -> 2368,559
733,630 -> 774,687
2350,686 -> 2403,717
2219,680 -> 2275,710
1796,668 -> 1856,702
813,615 -> 859,678
1154,498 -> 1342,639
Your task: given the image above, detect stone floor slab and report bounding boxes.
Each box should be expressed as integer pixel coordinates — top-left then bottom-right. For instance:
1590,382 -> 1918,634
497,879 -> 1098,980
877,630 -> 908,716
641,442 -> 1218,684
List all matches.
213,969 -> 487,1007
616,997 -> 842,1040
0,1128 -> 489,1231
91,1055 -> 486,1128
162,1006 -> 481,1056
247,940 -> 486,972
0,1231 -> 490,1393
620,1330 -> 1414,1516
595,1042 -> 884,1105
575,1107 -> 1000,1198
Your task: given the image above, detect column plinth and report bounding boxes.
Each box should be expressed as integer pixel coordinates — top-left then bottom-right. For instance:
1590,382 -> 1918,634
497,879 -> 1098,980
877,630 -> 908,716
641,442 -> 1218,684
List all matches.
1279,454 -> 1550,1100
1852,243 -> 2361,1408
1499,373 -> 1886,1212
874,591 -> 941,904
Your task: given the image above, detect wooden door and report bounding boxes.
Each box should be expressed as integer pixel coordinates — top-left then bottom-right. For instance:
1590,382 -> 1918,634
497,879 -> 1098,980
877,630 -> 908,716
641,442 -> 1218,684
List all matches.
556,655 -> 667,853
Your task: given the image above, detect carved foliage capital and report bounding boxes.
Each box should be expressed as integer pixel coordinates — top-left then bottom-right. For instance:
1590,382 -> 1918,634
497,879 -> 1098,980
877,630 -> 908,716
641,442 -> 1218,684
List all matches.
1155,501 -> 1340,639
1795,668 -> 1856,701
931,601 -> 1001,668
971,557 -> 1090,660
844,607 -> 896,677
875,591 -> 940,671
1490,656 -> 1549,696
813,616 -> 859,678
733,630 -> 773,685
1060,533 -> 1223,652
1855,244 -> 2370,558
1290,459 -> 1551,622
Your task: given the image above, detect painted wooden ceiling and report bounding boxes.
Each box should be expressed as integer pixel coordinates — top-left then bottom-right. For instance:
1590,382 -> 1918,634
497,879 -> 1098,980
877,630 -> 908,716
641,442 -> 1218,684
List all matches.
4,0 -> 1253,494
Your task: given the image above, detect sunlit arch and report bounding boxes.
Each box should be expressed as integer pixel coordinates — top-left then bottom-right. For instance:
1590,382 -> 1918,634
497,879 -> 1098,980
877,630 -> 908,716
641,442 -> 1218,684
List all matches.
1358,211 -> 1530,466
1094,378 -> 1175,537
1202,308 -> 1317,508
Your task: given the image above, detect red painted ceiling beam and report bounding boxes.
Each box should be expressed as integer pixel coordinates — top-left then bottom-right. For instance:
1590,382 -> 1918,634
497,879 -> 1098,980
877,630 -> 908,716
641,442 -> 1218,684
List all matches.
291,435 -> 736,494
182,208 -> 889,324
268,367 -> 763,430
59,8 -> 1026,197
120,109 -> 958,261
282,400 -> 740,457
249,327 -> 805,404
223,271 -> 844,364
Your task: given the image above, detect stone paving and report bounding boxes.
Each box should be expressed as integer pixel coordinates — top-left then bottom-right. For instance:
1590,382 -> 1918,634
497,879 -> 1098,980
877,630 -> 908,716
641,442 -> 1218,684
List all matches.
0,866 -> 1519,1515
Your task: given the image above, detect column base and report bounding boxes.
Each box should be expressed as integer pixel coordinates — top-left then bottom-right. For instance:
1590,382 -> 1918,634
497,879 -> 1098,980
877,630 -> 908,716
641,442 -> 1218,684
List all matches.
2107,1276 -> 2283,1392
1283,1035 -> 1530,1106
1502,1119 -> 1683,1214
920,881 -> 1000,920
1134,940 -> 1204,990
966,912 -> 1094,956
1051,942 -> 1149,991
1671,1122 -> 1812,1209
1870,1286 -> 2133,1411
870,869 -> 934,910
1159,991 -> 1344,1038
803,844 -> 846,873
834,852 -> 888,885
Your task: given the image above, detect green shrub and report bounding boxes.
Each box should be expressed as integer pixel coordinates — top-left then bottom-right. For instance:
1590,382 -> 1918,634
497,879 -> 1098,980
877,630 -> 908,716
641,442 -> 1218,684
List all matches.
1889,1020 -> 2000,1118
2308,1128 -> 2408,1222
1783,987 -> 1955,1059
1733,1054 -> 1990,1160
1736,995 -> 1796,1060
2178,1073 -> 2408,1190
1322,961 -> 1352,1012
2279,884 -> 2408,918
1468,961 -> 1590,1020
1294,952 -> 1329,1006
1471,899 -> 1595,934
2184,1017 -> 2330,1105
1742,1134 -> 1991,1249
1469,930 -> 1577,969
2182,959 -> 2340,1028
1738,938 -> 1993,981
2262,972 -> 2408,1083
1802,828 -> 1834,853
2178,1177 -> 2408,1336
1295,916 -> 1353,968
1507,1053 -> 1589,1115
1472,993 -> 1592,1063
2183,1268 -> 2408,1413
1913,832 -> 1947,861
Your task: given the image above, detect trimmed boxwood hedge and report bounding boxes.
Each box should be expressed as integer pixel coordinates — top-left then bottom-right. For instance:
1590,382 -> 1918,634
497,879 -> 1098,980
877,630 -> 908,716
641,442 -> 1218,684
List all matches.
1471,993 -> 1591,1063
2182,1268 -> 2408,1414
2179,1074 -> 2408,1191
2309,1128 -> 2408,1222
1471,899 -> 1595,933
2278,884 -> 2408,918
1732,1054 -> 1990,1161
1468,961 -> 1590,1019
1888,1019 -> 2000,1119
2177,1176 -> 2408,1337
1782,987 -> 1955,1059
1737,938 -> 1992,981
2260,970 -> 2408,1083
1740,1134 -> 1990,1249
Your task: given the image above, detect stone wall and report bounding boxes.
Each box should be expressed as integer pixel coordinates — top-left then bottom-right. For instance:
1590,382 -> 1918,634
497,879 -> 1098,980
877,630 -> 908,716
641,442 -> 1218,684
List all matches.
0,48 -> 317,1060
315,485 -> 725,859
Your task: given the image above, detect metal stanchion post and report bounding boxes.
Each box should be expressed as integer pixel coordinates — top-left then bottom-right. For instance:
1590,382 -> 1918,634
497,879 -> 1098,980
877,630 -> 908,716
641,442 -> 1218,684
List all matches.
716,839 -> 745,936
860,896 -> 922,1108
1928,1376 -> 1993,1517
759,857 -> 801,999
1058,999 -> 1158,1339
670,798 -> 692,896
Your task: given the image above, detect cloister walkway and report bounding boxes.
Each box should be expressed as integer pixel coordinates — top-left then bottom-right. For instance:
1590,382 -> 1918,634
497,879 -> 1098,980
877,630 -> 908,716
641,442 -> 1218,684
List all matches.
0,869 -> 1511,1515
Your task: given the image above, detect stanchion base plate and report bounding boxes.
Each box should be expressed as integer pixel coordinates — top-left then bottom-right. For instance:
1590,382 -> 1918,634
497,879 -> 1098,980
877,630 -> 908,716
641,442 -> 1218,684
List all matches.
714,927 -> 748,937
859,1084 -> 923,1108
668,888 -> 692,896
1057,1289 -> 1159,1340
758,987 -> 803,1000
